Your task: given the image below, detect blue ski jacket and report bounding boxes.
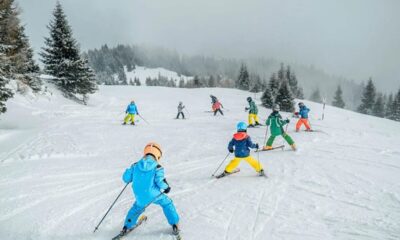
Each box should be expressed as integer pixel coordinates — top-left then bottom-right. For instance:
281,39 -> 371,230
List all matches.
228,132 -> 257,158
122,155 -> 169,206
299,106 -> 310,119
126,104 -> 139,114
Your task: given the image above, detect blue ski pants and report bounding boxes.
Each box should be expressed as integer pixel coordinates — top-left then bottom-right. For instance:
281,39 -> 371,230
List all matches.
124,194 -> 179,229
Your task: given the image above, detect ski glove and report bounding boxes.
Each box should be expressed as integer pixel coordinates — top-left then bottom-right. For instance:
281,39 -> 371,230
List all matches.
285,119 -> 290,123
255,143 -> 259,149
229,148 -> 234,153
164,186 -> 171,194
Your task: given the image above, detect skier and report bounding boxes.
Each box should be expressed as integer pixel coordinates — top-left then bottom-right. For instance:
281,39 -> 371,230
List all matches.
295,102 -> 311,132
216,122 -> 265,178
210,95 -> 217,104
263,104 -> 296,151
120,143 -> 180,236
212,99 -> 224,116
176,102 -> 185,119
123,100 -> 139,125
245,97 -> 260,127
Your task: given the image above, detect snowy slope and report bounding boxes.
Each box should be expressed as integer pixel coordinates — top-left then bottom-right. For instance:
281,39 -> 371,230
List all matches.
0,86 -> 400,240
124,66 -> 193,85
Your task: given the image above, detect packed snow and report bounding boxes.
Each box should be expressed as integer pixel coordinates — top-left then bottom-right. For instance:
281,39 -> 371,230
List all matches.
0,86 -> 399,240
125,66 -> 193,85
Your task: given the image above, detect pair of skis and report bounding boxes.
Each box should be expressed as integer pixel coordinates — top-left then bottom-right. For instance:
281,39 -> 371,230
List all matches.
214,168 -> 267,179
111,215 -> 182,240
214,145 -> 285,179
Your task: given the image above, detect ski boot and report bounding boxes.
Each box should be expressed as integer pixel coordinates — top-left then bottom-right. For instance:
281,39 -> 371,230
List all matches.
131,122 -> 135,125
248,124 -> 255,128
255,121 -> 261,126
262,146 -> 273,151
291,144 -> 297,151
172,224 -> 180,235
259,169 -> 266,177
122,122 -> 127,125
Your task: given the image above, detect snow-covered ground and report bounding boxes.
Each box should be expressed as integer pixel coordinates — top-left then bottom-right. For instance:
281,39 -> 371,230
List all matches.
0,86 -> 400,240
125,66 -> 193,85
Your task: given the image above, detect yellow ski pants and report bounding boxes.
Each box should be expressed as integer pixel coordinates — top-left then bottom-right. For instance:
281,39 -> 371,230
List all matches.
225,156 -> 263,173
124,113 -> 136,123
248,114 -> 259,125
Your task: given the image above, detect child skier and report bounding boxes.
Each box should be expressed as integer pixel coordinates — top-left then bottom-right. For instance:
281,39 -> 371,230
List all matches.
264,104 -> 296,151
210,95 -> 217,104
120,143 -> 180,236
176,102 -> 185,119
123,100 -> 139,125
216,122 -> 265,178
212,99 -> 224,116
245,97 -> 260,127
295,102 -> 311,132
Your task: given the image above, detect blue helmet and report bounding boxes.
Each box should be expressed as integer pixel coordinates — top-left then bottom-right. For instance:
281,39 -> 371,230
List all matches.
236,121 -> 247,131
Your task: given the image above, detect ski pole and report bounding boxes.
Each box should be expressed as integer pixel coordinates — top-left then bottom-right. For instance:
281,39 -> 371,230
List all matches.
263,127 -> 269,147
184,108 -> 191,119
93,183 -> 129,233
211,152 -> 231,177
138,114 -> 150,125
285,118 -> 289,133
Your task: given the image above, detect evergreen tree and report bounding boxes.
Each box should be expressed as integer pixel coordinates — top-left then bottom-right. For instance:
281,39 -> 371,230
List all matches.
250,74 -> 262,93
268,73 -> 280,99
0,45 -> 13,114
0,0 -> 41,92
193,75 -> 200,87
372,93 -> 385,118
357,78 -> 376,114
236,63 -> 250,90
297,86 -> 304,99
41,2 -> 97,102
393,89 -> 400,121
208,75 -> 216,87
277,63 -> 285,81
310,88 -> 322,103
178,78 -> 185,88
332,85 -> 345,108
260,87 -> 274,108
385,94 -> 394,119
275,80 -> 294,112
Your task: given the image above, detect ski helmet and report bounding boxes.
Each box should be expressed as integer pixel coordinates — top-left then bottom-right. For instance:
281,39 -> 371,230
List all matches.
298,102 -> 304,107
247,97 -> 252,102
179,101 -> 182,105
236,122 -> 248,131
272,104 -> 280,111
144,142 -> 162,161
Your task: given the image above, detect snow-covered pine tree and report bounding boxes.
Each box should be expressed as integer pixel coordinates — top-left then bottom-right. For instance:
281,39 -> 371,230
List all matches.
393,89 -> 400,122
385,94 -> 394,119
73,59 -> 98,104
310,88 -> 322,103
372,93 -> 385,118
332,85 -> 345,108
260,87 -> 274,108
277,63 -> 285,81
297,86 -> 304,99
357,78 -> 376,115
249,74 -> 262,93
275,80 -> 294,112
1,0 -> 41,92
41,2 -> 97,102
0,44 -> 14,114
268,73 -> 279,99
236,63 -> 250,90
208,75 -> 216,87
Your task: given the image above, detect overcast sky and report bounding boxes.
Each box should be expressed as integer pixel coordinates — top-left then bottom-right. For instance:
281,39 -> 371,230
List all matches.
19,0 -> 400,91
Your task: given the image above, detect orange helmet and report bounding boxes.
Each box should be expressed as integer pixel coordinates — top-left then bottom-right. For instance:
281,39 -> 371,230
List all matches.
144,142 -> 162,161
